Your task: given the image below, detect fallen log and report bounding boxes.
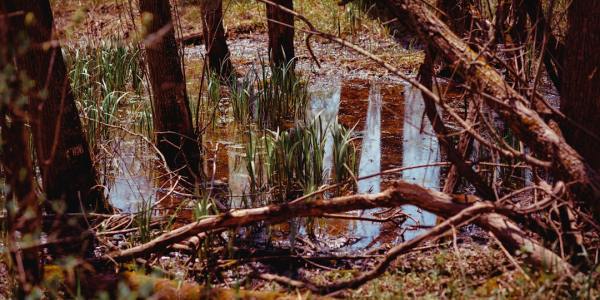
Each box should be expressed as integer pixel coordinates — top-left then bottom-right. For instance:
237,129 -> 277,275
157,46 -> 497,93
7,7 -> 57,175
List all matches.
105,180 -> 572,275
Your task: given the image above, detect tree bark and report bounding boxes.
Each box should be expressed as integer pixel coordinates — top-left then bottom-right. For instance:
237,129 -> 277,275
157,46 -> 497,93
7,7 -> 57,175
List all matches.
139,0 -> 203,183
560,0 -> 600,173
524,0 -> 564,89
438,0 -> 473,38
201,0 -> 234,80
266,0 -> 295,66
0,6 -> 42,293
4,0 -> 109,257
4,0 -> 108,214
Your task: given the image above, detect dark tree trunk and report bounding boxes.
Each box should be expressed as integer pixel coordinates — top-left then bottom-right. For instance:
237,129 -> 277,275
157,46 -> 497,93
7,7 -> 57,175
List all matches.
266,0 -> 295,66
559,1 -> 600,257
0,6 -> 42,294
201,0 -> 234,80
139,0 -> 203,183
438,0 -> 472,37
4,0 -> 106,256
5,0 -> 107,213
560,0 -> 600,173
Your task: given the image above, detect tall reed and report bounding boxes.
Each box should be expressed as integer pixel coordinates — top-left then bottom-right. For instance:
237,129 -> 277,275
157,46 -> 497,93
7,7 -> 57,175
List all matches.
230,59 -> 308,130
65,40 -> 148,149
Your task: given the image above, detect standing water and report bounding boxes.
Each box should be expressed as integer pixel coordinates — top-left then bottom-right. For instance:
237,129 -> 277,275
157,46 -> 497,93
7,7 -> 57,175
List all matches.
306,76 -> 342,181
358,84 -> 382,194
401,82 -> 440,240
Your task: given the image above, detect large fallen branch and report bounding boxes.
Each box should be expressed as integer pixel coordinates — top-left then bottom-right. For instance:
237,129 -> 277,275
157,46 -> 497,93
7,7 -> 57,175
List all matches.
380,0 -> 600,212
261,202 -> 514,294
105,181 -> 572,275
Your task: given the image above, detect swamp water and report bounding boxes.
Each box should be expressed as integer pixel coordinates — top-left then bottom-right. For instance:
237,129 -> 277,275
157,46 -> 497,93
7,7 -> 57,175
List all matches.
105,77 -> 441,250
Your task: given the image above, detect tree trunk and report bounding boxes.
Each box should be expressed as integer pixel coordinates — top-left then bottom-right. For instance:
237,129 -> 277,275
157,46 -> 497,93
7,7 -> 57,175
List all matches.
139,0 -> 203,183
201,0 -> 234,80
266,0 -> 295,66
558,1 -> 600,263
5,0 -> 108,214
4,0 -> 109,257
561,0 -> 600,173
524,0 -> 564,89
438,0 -> 472,38
0,6 -> 42,294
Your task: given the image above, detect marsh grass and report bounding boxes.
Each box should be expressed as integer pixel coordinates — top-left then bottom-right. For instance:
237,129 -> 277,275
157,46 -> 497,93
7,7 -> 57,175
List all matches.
135,197 -> 153,244
244,130 -> 267,205
331,121 -> 359,190
230,74 -> 254,126
264,117 -> 327,203
65,40 -> 150,150
229,59 -> 308,130
255,60 -> 308,129
203,71 -> 223,129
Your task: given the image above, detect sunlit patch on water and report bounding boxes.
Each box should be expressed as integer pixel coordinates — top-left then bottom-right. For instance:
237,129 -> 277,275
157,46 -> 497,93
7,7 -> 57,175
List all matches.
358,83 -> 382,194
401,82 -> 440,240
105,136 -> 159,213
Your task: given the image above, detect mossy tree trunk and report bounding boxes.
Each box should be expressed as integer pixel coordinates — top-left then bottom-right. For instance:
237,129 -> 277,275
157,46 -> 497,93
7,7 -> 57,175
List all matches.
139,0 -> 203,184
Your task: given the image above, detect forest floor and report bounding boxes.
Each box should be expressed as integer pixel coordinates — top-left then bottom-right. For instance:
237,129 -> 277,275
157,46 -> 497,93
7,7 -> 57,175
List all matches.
1,1 -> 597,299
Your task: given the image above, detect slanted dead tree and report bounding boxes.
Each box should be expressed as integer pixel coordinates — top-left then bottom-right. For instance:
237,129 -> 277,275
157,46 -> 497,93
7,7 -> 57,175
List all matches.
266,0 -> 295,66
201,0 -> 234,80
379,0 -> 600,220
139,0 -> 203,184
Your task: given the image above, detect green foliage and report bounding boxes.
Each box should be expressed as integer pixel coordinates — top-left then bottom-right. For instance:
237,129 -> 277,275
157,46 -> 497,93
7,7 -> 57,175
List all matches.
331,121 -> 358,189
64,40 -> 151,150
230,59 -> 308,130
135,198 -> 153,244
265,117 -> 327,202
203,71 -> 223,129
